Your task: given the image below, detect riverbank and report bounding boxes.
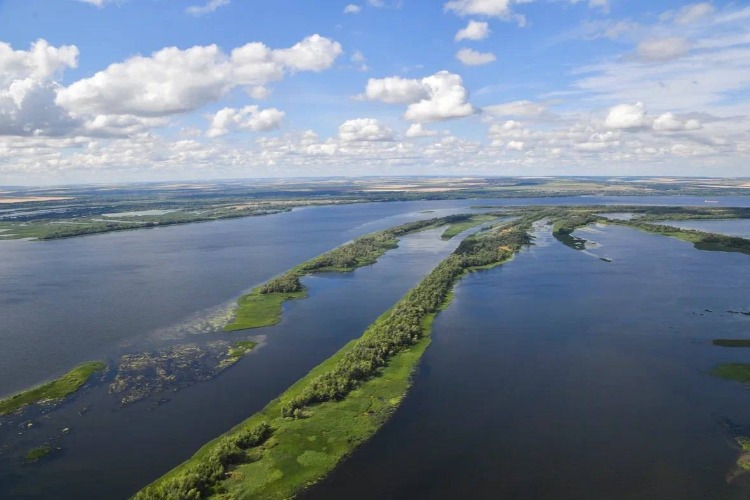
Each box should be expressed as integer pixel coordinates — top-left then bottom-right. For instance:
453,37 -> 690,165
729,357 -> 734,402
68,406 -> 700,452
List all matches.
440,214 -> 498,240
134,218 -> 532,499
607,220 -> 750,255
0,361 -> 106,416
224,214 -> 492,332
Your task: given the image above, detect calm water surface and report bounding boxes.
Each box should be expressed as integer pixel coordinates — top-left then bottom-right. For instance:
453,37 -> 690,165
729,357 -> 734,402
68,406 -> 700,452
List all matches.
656,218 -> 750,239
2,197 -> 750,498
309,223 -> 750,500
0,222 -> 464,498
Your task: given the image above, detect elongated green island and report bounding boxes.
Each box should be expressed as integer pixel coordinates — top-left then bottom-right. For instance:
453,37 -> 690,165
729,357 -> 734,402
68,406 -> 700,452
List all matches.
134,217 -> 532,499
224,213 -> 499,332
135,205 -> 750,499
0,361 -> 106,416
543,207 -> 750,256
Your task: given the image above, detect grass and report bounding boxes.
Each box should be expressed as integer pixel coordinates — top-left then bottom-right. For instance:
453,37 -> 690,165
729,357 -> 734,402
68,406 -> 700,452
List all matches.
228,340 -> 259,358
135,229 -> 527,499
607,220 -> 750,255
25,445 -> 53,463
137,306 -> 437,500
440,214 -> 498,240
711,363 -> 750,384
712,340 -> 750,348
0,361 -> 106,416
224,290 -> 307,332
222,215 -> 475,332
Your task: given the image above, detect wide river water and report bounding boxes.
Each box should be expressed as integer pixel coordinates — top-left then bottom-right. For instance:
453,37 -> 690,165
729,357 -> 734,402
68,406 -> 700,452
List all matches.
309,221 -> 750,500
1,196 -> 750,498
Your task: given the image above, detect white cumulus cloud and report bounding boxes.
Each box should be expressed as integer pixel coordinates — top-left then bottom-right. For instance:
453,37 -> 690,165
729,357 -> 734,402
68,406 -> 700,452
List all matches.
404,72 -> 477,122
406,123 -> 439,137
484,100 -> 546,117
455,20 -> 491,41
0,40 -> 80,137
206,106 -> 285,137
343,4 -> 362,14
364,71 -> 477,122
605,102 -> 650,129
444,0 -> 527,26
363,76 -> 429,104
338,118 -> 395,142
652,112 -> 701,131
456,48 -> 496,65
56,35 -> 342,118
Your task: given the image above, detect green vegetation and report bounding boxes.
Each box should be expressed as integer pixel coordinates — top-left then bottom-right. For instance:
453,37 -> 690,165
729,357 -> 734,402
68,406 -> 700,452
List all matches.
0,361 -> 106,416
712,363 -> 750,384
4,178 -> 750,241
738,436 -> 750,452
228,341 -> 258,359
550,211 -> 601,236
625,206 -> 750,222
440,214 -> 498,240
712,340 -> 750,348
0,199 -> 351,241
224,214 -> 485,332
608,220 -> 750,255
25,445 -> 53,463
539,209 -> 603,251
225,290 -> 308,332
135,219 -> 532,499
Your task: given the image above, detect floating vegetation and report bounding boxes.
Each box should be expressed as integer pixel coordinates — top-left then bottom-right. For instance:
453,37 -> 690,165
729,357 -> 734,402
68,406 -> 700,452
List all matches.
110,340 -> 257,405
24,445 -> 53,463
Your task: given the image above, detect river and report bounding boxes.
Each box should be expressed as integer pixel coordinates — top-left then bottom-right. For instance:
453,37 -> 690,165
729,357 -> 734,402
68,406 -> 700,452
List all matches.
2,196 -> 750,498
308,221 -> 750,499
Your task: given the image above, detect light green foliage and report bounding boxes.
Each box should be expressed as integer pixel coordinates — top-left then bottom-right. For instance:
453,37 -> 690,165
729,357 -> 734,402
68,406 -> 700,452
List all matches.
223,214 -> 488,332
0,361 -> 106,416
224,290 -> 307,331
440,214 -> 498,240
609,220 -> 750,255
228,341 -> 258,359
136,219 -> 533,499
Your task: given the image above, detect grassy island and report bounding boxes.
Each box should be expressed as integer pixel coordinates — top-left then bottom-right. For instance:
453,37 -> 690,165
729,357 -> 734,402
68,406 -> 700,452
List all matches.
224,214 -> 493,332
712,363 -> 750,384
25,445 -> 53,463
440,214 -> 498,240
0,361 -> 106,416
606,220 -> 750,255
134,218 -> 531,499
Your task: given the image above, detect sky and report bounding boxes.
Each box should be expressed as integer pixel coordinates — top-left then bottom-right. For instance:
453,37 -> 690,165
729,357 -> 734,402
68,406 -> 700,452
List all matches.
0,0 -> 749,184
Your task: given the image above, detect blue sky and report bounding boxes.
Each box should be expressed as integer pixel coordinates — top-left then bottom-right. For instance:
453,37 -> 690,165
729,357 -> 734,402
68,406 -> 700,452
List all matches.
0,0 -> 749,183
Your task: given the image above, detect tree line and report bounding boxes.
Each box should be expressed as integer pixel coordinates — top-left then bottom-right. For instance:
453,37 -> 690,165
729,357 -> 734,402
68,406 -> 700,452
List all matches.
257,214 -> 482,295
280,220 -> 532,417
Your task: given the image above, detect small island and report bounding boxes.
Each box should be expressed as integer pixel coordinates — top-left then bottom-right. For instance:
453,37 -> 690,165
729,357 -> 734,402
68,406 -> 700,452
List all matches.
0,361 -> 106,416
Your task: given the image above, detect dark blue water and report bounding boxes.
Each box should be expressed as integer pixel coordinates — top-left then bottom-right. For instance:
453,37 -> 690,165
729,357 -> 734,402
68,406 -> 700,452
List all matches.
308,223 -> 750,500
0,223 -> 469,499
6,196 -> 747,397
2,197 -> 750,498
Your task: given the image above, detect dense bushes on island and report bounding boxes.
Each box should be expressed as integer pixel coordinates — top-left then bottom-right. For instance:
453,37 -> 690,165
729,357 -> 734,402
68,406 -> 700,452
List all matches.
280,220 -> 531,417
